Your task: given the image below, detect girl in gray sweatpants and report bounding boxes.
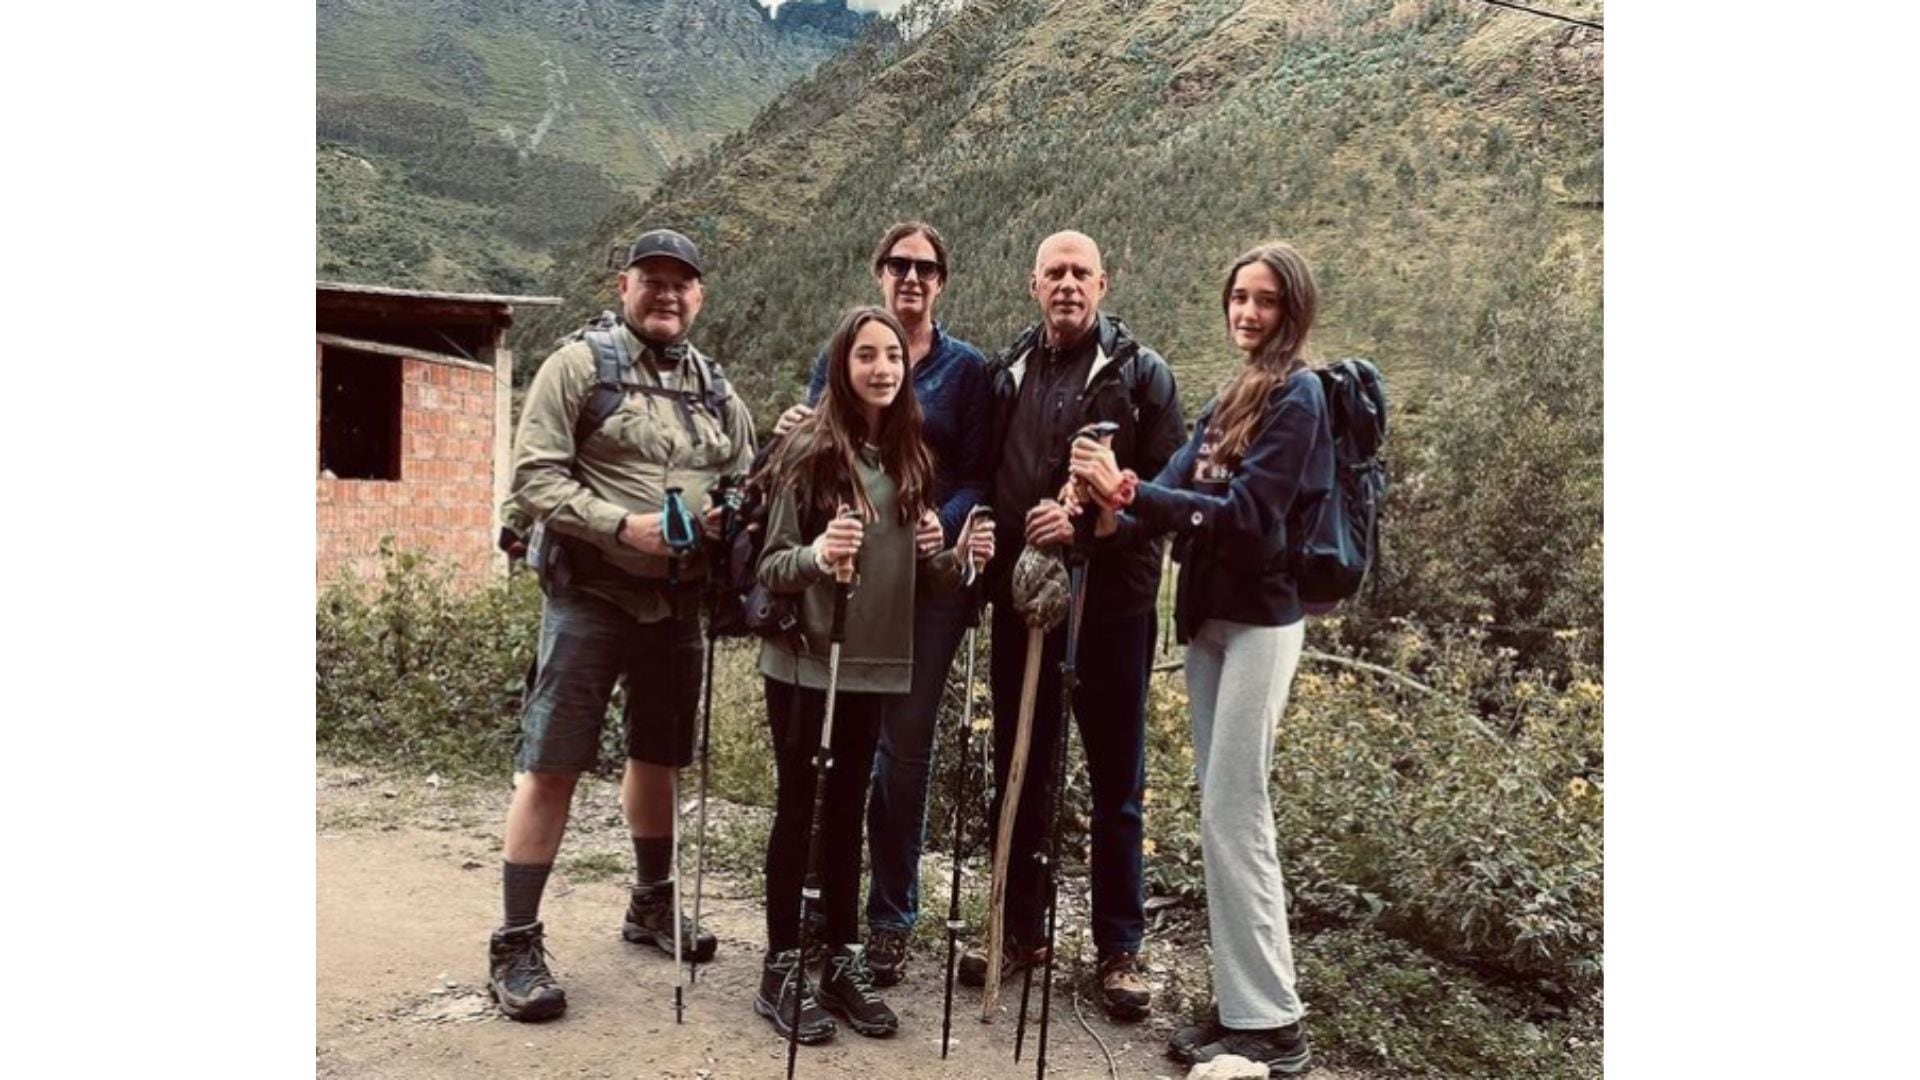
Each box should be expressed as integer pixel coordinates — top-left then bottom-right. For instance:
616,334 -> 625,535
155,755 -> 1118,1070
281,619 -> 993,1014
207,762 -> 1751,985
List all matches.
1070,241 -> 1335,1074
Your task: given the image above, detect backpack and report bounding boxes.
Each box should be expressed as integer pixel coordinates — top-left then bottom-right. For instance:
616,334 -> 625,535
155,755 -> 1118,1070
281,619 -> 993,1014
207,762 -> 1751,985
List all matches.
526,313 -> 738,591
706,439 -> 805,642
1293,359 -> 1388,607
571,311 -> 734,450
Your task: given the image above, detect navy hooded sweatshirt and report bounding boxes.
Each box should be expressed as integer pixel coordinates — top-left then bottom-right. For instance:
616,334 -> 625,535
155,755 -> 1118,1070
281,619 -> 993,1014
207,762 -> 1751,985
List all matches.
1104,367 -> 1334,640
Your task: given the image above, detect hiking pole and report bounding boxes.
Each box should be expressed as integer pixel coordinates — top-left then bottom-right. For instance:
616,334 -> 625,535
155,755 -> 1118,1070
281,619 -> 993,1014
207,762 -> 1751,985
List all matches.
941,506 -> 994,1058
788,509 -> 859,1080
691,474 -> 745,988
663,487 -> 701,1024
1017,421 -> 1117,1070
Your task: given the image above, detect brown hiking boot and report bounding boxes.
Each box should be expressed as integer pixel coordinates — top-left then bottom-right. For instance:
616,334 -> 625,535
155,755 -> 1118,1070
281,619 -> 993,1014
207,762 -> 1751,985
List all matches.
1098,951 -> 1151,1020
957,940 -> 1049,987
864,927 -> 910,988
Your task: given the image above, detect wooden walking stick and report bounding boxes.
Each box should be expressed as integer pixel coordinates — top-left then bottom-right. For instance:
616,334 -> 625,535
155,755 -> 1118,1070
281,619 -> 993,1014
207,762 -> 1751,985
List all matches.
981,541 -> 1069,1020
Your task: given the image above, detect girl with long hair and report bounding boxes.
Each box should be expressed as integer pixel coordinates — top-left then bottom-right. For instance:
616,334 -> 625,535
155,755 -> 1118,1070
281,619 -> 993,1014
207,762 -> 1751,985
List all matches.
752,306 -> 994,1045
1069,241 -> 1335,1074
771,223 -> 993,986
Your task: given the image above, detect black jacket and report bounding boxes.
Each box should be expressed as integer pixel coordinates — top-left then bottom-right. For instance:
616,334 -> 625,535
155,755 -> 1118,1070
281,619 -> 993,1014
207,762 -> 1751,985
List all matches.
984,312 -> 1187,622
1107,368 -> 1334,639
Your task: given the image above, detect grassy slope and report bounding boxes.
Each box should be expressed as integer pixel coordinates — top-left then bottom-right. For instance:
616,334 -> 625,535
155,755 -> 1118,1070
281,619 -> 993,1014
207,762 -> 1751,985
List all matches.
522,0 -> 1602,422
316,0 -> 866,291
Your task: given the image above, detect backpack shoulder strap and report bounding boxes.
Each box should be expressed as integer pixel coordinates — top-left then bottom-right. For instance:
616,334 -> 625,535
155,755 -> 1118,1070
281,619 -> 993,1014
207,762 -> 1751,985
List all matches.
574,317 -> 631,450
687,345 -> 734,421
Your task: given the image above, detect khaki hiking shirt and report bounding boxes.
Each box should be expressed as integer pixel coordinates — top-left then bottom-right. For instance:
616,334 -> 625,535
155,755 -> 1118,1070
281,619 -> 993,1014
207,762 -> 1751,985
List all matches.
510,322 -> 756,621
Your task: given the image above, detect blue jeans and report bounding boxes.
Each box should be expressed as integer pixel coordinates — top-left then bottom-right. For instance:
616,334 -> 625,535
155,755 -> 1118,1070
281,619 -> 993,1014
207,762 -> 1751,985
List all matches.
863,589 -> 974,933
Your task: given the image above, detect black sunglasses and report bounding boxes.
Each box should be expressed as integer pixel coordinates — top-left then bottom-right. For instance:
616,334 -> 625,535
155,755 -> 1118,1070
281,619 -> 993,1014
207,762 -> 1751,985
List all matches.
880,256 -> 944,281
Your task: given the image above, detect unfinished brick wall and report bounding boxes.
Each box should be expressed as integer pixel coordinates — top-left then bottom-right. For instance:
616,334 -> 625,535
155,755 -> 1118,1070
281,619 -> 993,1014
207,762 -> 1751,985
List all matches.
317,354 -> 497,588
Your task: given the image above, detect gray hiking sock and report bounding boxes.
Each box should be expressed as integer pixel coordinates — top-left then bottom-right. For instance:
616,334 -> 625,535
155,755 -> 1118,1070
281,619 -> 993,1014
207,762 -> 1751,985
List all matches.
503,861 -> 553,928
633,836 -> 672,885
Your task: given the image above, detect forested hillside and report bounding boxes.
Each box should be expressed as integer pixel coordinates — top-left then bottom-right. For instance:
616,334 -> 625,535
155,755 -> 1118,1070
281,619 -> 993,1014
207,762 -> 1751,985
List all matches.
525,0 -> 1605,662
317,0 -> 873,292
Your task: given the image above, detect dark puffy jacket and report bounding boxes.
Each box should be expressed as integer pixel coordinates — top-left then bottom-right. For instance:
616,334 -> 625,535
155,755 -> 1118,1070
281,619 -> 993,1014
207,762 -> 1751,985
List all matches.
984,312 -> 1187,622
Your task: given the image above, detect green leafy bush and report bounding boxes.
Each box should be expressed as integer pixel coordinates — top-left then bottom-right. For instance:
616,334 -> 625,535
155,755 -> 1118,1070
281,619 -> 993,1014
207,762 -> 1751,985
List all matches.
1143,624 -> 1603,991
316,542 -> 539,776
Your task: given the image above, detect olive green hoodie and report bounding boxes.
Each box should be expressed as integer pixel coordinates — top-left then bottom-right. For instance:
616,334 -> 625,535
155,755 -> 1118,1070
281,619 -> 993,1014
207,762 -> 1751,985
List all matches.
757,446 -> 962,693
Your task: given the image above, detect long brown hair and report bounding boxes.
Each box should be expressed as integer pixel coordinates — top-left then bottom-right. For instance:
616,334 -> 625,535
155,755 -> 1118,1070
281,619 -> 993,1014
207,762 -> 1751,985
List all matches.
764,306 -> 935,525
1208,242 -> 1319,471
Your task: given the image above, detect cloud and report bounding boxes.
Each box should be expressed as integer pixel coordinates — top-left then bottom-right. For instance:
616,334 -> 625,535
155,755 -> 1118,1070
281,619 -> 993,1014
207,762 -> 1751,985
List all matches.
762,1 -> 911,15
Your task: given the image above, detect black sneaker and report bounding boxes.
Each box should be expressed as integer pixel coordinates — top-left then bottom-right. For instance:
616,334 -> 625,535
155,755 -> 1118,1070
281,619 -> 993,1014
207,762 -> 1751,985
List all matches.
622,881 -> 718,962
957,940 -> 1048,987
488,921 -> 566,1022
1167,1005 -> 1226,1064
753,949 -> 835,1044
817,945 -> 899,1037
1193,1021 -> 1313,1075
864,927 -> 909,988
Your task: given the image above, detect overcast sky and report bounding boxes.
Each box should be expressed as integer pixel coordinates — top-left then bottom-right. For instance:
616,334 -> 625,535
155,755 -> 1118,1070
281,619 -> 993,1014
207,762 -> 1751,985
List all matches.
763,1 -> 911,14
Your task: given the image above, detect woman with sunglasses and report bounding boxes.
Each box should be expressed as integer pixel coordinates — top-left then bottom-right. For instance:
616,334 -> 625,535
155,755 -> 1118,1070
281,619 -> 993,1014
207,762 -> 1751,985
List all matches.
1068,242 -> 1335,1075
772,222 -> 993,988
754,306 -> 995,1043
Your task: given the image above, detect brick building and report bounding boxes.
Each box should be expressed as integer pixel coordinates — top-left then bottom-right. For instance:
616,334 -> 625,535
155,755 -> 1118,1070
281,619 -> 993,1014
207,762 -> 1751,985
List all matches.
316,282 -> 559,588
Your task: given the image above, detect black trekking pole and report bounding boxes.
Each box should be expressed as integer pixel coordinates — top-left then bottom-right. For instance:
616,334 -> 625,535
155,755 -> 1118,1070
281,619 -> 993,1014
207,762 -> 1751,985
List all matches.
787,511 -> 858,1080
1015,421 -> 1117,1072
941,506 -> 994,1059
690,474 -> 744,988
662,487 -> 701,1024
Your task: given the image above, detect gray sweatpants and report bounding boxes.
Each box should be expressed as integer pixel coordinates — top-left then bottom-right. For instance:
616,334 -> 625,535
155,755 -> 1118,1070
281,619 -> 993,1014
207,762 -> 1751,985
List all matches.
1184,616 -> 1308,1028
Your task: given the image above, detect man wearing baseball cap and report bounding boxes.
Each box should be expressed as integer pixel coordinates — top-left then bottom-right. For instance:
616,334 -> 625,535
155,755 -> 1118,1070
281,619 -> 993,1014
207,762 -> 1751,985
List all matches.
488,228 -> 756,1021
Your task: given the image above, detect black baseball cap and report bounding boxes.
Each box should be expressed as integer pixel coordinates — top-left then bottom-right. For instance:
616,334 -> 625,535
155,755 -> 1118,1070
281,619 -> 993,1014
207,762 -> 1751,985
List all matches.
621,229 -> 703,277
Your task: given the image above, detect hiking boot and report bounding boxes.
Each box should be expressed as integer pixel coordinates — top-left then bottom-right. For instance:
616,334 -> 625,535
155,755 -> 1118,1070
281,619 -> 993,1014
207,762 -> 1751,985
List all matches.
817,945 -> 899,1037
863,927 -> 910,988
621,881 -> 718,963
753,949 -> 835,1044
487,921 -> 566,1022
1167,1005 -> 1227,1064
957,940 -> 1049,988
1097,951 -> 1151,1020
1193,1021 -> 1313,1075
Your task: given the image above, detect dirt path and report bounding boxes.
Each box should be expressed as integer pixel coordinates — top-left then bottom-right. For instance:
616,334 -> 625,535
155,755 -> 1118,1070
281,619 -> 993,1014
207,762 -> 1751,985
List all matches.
317,766 -> 1324,1079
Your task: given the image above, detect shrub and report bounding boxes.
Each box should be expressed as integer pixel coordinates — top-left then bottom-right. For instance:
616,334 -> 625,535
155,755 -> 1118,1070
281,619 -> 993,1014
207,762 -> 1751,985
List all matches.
1143,624 -> 1603,991
316,542 -> 538,776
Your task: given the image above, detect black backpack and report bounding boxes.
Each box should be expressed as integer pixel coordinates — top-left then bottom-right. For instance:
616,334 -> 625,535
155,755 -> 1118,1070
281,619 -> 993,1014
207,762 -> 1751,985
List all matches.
1293,359 -> 1388,606
706,439 -> 805,642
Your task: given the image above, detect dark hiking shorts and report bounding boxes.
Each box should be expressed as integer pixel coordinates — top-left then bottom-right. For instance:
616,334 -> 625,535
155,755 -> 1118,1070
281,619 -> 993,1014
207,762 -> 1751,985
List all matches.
515,587 -> 703,774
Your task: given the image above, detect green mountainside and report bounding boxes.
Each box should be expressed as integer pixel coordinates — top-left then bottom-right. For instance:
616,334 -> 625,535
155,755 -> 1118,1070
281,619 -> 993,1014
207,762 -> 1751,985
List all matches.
317,0 -> 873,292
523,0 -> 1602,421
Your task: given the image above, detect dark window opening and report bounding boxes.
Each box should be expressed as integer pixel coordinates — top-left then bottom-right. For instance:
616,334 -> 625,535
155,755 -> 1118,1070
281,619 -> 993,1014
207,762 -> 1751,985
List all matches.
319,346 -> 402,481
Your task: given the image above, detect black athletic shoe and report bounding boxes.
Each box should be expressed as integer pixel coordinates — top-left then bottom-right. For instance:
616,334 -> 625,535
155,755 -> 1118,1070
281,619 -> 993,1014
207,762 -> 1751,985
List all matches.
622,882 -> 718,962
1193,1022 -> 1313,1075
488,921 -> 567,1022
817,945 -> 899,1037
957,940 -> 1049,987
1167,1005 -> 1226,1064
754,949 -> 835,1044
864,927 -> 909,988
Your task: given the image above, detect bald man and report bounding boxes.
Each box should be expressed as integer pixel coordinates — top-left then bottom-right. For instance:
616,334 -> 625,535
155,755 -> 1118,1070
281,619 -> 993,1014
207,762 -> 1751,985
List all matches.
960,231 -> 1186,1020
